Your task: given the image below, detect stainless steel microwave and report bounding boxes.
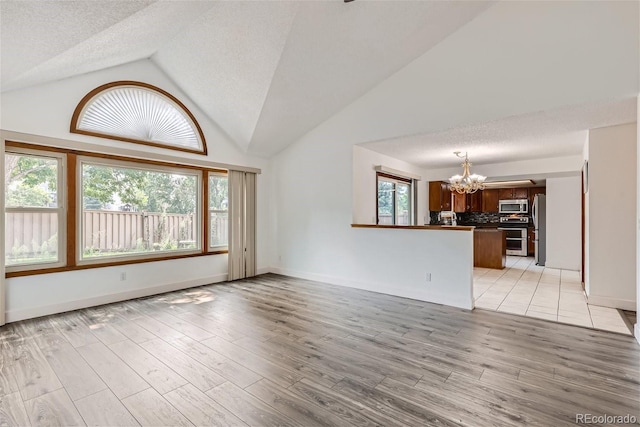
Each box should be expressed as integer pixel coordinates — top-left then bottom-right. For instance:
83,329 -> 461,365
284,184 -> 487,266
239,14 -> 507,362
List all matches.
498,199 -> 529,214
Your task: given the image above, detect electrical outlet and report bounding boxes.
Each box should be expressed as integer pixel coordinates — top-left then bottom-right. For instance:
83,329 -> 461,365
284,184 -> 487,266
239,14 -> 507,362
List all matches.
120,272 -> 126,281
425,272 -> 431,282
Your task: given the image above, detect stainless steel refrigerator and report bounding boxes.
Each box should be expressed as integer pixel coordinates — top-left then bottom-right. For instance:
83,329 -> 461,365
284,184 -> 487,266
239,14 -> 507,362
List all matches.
533,194 -> 546,266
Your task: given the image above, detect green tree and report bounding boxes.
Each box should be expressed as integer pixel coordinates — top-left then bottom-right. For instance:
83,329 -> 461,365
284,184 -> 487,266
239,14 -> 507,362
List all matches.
377,181 -> 393,216
5,153 -> 58,206
7,186 -> 52,207
5,154 -> 57,189
82,165 -> 148,209
209,175 -> 228,210
145,172 -> 196,214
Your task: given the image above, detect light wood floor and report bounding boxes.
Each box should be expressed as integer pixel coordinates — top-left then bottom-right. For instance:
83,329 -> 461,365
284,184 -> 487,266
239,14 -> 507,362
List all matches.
1,273 -> 639,426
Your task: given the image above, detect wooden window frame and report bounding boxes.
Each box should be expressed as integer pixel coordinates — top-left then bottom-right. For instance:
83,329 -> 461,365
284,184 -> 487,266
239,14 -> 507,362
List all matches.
5,147 -> 67,273
376,172 -> 414,226
77,156 -> 203,266
4,141 -> 227,278
70,81 -> 208,156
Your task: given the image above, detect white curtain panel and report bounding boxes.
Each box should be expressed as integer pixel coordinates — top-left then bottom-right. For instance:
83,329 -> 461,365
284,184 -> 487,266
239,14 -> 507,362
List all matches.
227,170 -> 256,281
244,172 -> 256,278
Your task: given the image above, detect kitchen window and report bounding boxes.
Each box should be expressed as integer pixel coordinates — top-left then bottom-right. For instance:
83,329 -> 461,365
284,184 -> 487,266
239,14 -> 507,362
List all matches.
376,172 -> 414,225
4,148 -> 66,272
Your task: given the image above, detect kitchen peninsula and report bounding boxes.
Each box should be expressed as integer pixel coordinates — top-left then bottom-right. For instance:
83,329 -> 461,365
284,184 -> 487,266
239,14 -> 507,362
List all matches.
473,228 -> 506,269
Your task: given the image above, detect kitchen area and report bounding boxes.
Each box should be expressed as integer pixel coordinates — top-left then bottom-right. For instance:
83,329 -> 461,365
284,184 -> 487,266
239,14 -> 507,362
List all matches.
429,179 -> 633,335
428,181 -> 547,267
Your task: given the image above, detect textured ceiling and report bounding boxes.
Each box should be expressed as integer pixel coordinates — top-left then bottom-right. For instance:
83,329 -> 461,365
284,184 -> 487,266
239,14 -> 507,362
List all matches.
153,1 -> 300,151
1,0 -> 154,86
242,1 -> 493,156
1,1 -> 216,92
1,1 -> 637,165
362,97 -> 637,168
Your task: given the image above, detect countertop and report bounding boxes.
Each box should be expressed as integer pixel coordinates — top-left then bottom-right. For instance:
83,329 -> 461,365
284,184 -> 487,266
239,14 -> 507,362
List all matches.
351,224 -> 474,231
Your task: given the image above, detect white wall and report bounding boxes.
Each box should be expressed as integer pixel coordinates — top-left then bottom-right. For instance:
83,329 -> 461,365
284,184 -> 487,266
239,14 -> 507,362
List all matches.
352,145 -> 427,225
6,256 -> 228,322
545,176 -> 582,270
272,116 -> 474,310
586,122 -> 637,310
1,60 -> 272,321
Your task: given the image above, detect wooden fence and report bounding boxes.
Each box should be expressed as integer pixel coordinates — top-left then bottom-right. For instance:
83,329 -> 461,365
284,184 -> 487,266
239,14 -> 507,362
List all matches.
83,210 -> 197,252
5,210 -> 228,257
378,213 -> 410,225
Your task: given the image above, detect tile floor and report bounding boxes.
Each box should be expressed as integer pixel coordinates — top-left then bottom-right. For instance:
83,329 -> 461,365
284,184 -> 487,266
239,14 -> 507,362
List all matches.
473,256 -> 633,335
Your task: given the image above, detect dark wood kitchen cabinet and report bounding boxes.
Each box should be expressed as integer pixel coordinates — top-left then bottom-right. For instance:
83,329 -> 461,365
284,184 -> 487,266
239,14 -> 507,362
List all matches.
449,188 -> 483,213
498,188 -> 514,200
513,188 -> 529,199
499,188 -> 529,200
482,189 -> 500,212
429,181 -> 451,211
452,191 -> 466,212
469,191 -> 483,212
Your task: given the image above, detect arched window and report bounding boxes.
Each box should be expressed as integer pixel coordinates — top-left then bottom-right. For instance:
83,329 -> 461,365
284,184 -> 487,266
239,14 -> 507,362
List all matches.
71,81 -> 207,155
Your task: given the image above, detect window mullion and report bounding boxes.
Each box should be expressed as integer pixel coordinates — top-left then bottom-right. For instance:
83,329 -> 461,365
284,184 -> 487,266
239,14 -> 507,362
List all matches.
203,168 -> 209,253
67,153 -> 77,268
393,183 -> 398,225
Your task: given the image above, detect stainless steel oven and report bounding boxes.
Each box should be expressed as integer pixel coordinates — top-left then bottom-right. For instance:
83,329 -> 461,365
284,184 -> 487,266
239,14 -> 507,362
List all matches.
498,216 -> 529,256
499,199 -> 529,214
497,227 -> 528,256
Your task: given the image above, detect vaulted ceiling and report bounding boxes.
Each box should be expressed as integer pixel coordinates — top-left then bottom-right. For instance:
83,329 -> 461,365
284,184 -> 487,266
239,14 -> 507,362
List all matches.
1,1 -> 638,167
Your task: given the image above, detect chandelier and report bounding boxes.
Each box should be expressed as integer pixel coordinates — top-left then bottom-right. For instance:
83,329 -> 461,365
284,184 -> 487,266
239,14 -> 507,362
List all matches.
448,151 -> 486,194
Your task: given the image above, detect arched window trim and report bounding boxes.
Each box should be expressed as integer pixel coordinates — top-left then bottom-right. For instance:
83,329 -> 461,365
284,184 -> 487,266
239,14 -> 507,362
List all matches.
70,81 -> 208,155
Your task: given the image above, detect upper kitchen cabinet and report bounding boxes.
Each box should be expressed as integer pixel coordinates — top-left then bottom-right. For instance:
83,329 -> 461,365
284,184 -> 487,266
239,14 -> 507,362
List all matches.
498,188 -> 513,200
452,190 -> 483,213
513,188 -> 529,199
469,191 -> 483,212
499,188 -> 529,200
429,181 -> 452,211
431,181 -> 482,213
482,189 -> 500,212
452,191 -> 466,212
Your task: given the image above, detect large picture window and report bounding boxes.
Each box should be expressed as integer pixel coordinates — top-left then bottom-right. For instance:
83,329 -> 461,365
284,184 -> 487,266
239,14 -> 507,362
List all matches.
208,173 -> 228,249
377,172 -> 413,225
79,158 -> 201,263
3,141 -> 234,277
4,148 -> 65,271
